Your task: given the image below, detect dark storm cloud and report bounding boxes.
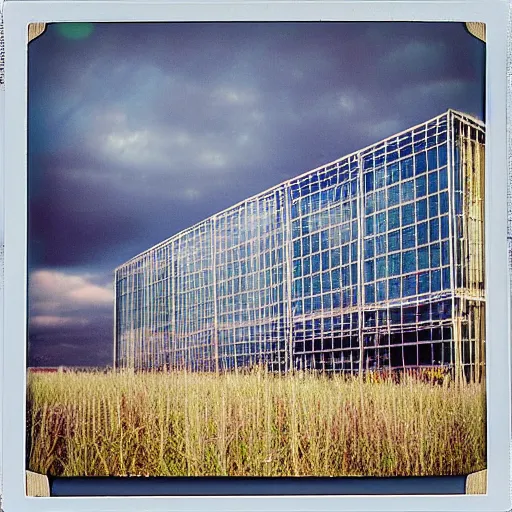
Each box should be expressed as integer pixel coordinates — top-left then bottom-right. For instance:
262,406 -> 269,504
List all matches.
27,21 -> 485,366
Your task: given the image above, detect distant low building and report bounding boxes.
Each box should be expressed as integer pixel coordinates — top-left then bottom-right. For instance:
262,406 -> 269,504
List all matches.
114,110 -> 485,382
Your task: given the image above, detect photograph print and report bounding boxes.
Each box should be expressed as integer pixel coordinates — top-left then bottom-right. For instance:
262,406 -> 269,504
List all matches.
26,21 -> 486,480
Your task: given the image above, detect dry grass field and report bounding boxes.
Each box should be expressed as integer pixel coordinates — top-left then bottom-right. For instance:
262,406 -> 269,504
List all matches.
26,369 -> 486,477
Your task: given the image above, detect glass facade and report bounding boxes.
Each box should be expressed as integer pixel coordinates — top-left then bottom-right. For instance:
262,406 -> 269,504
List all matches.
115,110 -> 485,380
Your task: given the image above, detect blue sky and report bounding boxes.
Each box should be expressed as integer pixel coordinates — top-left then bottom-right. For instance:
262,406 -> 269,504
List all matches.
27,22 -> 485,367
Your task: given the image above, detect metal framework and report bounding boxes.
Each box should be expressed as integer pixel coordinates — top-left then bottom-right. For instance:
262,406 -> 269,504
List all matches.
114,110 -> 485,381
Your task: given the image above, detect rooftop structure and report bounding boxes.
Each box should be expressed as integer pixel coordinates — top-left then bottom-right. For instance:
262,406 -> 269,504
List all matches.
114,110 -> 485,382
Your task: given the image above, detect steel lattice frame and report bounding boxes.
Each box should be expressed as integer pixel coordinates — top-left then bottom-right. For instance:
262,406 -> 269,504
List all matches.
114,109 -> 485,381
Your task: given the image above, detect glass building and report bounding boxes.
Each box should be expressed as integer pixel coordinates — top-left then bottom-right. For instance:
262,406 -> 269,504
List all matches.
114,110 -> 485,381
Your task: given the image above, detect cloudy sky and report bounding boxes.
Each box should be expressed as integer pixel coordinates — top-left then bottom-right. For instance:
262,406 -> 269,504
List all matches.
27,22 -> 485,367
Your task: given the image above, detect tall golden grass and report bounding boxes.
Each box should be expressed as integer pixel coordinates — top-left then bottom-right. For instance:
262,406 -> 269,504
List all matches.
26,369 -> 486,477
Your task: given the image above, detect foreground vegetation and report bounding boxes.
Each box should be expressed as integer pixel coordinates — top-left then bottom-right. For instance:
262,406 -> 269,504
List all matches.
26,369 -> 486,477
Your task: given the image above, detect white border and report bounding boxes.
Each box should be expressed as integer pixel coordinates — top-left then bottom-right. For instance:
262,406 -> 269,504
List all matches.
2,1 -> 510,511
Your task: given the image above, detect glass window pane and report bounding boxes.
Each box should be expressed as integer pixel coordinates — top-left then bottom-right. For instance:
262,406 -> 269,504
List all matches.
402,250 -> 417,274
376,212 -> 387,233
442,240 -> 450,266
429,195 -> 439,218
403,275 -> 416,297
365,238 -> 375,259
387,162 -> 400,185
377,280 -> 387,301
401,180 -> 414,202
418,272 -> 429,294
441,215 -> 449,239
376,234 -> 387,255
427,148 -> 437,170
400,157 -> 414,180
418,246 -> 429,269
416,175 -> 427,198
388,230 -> 400,252
376,257 -> 387,279
439,167 -> 448,190
431,269 -> 441,291
388,185 -> 400,206
417,221 -> 428,246
439,191 -> 449,214
430,243 -> 440,268
416,199 -> 427,221
388,253 -> 401,276
365,284 -> 375,304
389,278 -> 401,299
415,151 -> 427,174
442,267 -> 451,289
428,171 -> 438,194
402,226 -> 415,249
388,207 -> 400,230
401,204 -> 415,226
438,144 -> 447,167
364,172 -> 374,193
365,216 -> 374,236
429,218 -> 439,242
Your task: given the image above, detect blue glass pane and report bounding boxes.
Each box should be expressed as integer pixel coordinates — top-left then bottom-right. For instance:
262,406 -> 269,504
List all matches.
430,243 -> 440,268
331,249 -> 340,267
441,215 -> 449,239
332,269 -> 340,289
293,241 -> 301,258
438,144 -> 447,167
415,152 -> 427,174
302,237 -> 311,256
402,275 -> 416,297
414,139 -> 426,152
388,230 -> 400,252
365,193 -> 375,214
431,269 -> 441,292
375,167 -> 386,188
389,278 -> 401,299
376,234 -> 387,255
388,185 -> 400,206
402,226 -> 415,249
322,272 -> 331,292
321,230 -> 330,250
442,267 -> 451,289
429,218 -> 439,242
312,274 -> 321,294
341,244 -> 349,264
401,181 -> 414,202
416,199 -> 427,221
376,212 -> 387,233
376,190 -> 386,211
365,284 -> 375,304
365,260 -> 375,282
429,195 -> 439,218
376,257 -> 386,279
388,253 -> 401,276
351,221 -> 358,239
416,175 -> 427,198
428,171 -> 438,194
351,242 -> 358,261
351,263 -> 358,285
442,240 -> 450,266
363,155 -> 373,170
388,150 -> 398,162
352,288 -> 357,306
387,162 -> 400,185
377,280 -> 387,301
418,246 -> 429,269
365,172 -> 374,193
388,207 -> 400,230
312,253 -> 321,272
417,222 -> 428,245
365,216 -> 374,236
293,260 -> 302,277
418,272 -> 429,294
365,239 -> 375,259
304,277 -> 311,294
303,257 -> 311,275
427,148 -> 437,170
400,157 -> 414,180
341,267 -> 350,287
439,191 -> 449,214
402,250 -> 417,273
322,250 -> 330,270
332,293 -> 341,308
311,233 -> 320,252
439,167 -> 448,190
401,204 -> 415,226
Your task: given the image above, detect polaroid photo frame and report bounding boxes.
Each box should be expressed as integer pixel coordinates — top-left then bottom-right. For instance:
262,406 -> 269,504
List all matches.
1,0 -> 511,511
